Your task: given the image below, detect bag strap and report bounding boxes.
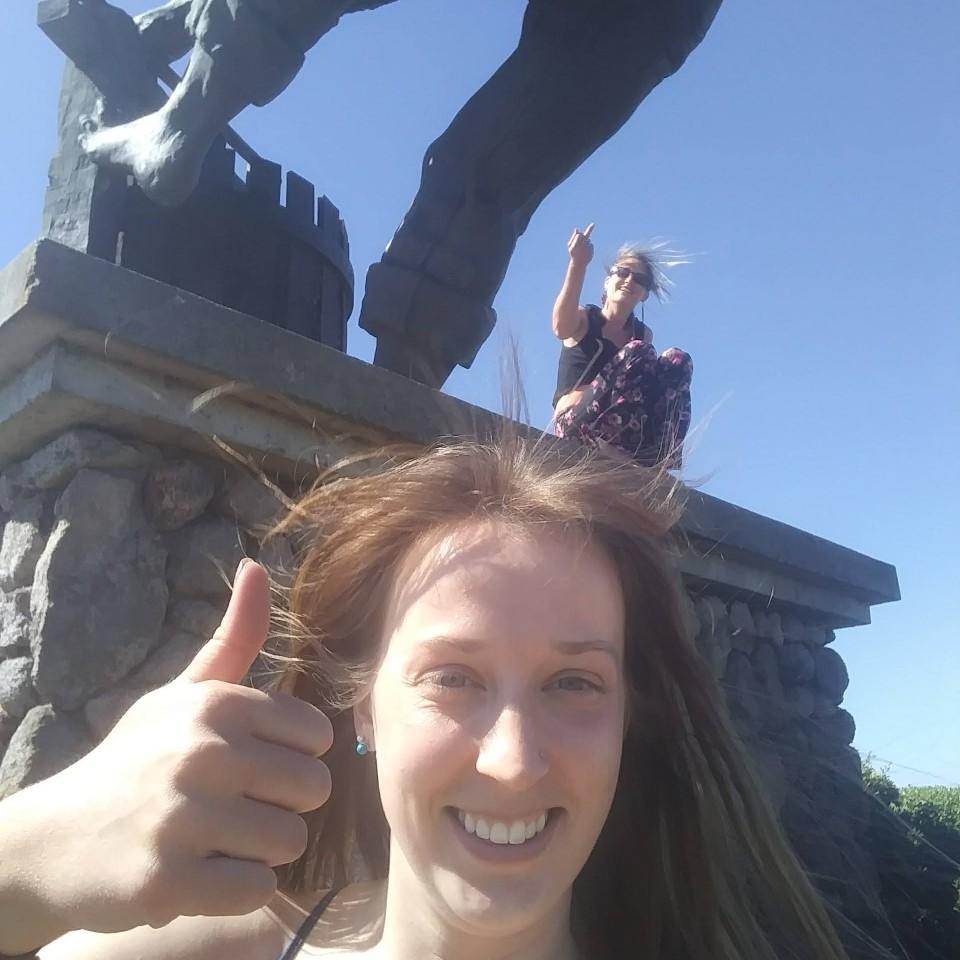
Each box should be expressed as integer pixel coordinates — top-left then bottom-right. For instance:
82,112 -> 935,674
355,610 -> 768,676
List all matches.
278,887 -> 341,960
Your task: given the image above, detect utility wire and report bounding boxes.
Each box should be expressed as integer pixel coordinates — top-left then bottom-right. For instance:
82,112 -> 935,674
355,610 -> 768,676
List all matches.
865,754 -> 960,788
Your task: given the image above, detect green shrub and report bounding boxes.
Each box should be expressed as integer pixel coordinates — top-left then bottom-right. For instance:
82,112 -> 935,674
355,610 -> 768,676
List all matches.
860,759 -> 960,959
899,787 -> 960,840
862,759 -> 901,807
899,786 -> 960,829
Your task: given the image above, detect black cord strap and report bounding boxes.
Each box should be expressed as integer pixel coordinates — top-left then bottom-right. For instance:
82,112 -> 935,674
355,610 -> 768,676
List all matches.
278,887 -> 341,960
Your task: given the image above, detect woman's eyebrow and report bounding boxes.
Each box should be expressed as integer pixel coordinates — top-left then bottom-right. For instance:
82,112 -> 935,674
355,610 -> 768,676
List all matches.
418,636 -> 620,663
419,635 -> 485,653
553,639 -> 621,663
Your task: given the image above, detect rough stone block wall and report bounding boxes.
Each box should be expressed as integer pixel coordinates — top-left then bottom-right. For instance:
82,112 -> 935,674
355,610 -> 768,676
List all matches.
0,427 -> 291,799
683,592 -> 885,947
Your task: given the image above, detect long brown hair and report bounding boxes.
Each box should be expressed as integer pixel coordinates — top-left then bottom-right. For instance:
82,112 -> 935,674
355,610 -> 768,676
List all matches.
268,435 -> 848,960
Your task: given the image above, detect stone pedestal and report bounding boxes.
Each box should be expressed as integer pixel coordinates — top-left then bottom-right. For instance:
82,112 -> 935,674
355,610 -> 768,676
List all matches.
0,240 -> 900,942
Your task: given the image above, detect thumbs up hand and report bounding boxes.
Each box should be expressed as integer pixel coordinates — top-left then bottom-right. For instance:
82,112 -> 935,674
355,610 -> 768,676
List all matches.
0,561 -> 333,950
178,558 -> 277,685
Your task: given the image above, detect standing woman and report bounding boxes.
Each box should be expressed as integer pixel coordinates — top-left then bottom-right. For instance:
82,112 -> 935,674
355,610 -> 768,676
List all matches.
552,225 -> 694,467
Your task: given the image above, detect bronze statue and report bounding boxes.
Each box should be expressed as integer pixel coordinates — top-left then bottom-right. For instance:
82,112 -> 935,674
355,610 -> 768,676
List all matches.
77,0 -> 724,387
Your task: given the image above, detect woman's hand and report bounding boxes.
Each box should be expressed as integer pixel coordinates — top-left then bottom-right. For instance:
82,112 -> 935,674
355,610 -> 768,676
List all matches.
0,560 -> 333,953
553,224 -> 594,340
553,224 -> 595,340
567,223 -> 595,269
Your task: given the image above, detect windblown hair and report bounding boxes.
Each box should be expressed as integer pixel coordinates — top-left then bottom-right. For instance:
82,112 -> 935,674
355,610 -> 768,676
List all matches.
268,436 -> 847,960
609,240 -> 691,301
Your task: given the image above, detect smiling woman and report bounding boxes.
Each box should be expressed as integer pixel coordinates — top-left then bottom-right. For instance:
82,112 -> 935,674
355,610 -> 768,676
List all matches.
14,437 -> 851,960
552,228 -> 694,467
259,436 -> 847,960
349,521 -> 627,952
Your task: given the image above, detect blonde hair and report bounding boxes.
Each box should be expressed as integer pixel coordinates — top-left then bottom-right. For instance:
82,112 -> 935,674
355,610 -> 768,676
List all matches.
268,436 -> 848,960
611,240 -> 690,301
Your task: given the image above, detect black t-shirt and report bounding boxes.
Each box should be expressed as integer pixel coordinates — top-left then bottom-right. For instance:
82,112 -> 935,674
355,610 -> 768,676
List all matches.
553,305 -> 645,408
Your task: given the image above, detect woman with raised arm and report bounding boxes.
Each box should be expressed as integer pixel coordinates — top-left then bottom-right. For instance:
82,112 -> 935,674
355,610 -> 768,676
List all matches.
552,225 -> 694,467
1,438 -> 849,960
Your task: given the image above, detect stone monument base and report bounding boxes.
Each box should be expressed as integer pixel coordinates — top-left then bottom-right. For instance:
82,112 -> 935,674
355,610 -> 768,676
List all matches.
0,241 -> 900,942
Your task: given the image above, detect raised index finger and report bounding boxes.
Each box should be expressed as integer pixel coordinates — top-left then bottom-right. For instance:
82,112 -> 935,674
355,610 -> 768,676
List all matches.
582,222 -> 595,239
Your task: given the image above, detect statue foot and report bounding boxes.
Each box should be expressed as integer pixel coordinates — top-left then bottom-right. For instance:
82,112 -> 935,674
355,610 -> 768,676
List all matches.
79,107 -> 208,207
134,0 -> 194,63
361,261 -> 497,388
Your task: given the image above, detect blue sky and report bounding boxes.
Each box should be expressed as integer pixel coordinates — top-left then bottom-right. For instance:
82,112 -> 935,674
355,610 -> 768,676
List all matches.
2,2 -> 957,786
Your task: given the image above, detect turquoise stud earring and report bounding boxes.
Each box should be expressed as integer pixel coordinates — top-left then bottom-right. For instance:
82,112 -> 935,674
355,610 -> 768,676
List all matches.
355,735 -> 370,756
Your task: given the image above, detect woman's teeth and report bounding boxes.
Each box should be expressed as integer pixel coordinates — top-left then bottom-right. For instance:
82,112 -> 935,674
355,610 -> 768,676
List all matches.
457,809 -> 548,845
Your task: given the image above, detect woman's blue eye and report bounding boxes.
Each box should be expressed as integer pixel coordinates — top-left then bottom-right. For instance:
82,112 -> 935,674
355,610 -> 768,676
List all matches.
552,675 -> 600,693
435,670 -> 471,688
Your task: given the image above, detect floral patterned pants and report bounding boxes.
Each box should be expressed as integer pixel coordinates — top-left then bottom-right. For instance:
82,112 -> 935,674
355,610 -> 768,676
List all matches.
554,340 -> 693,468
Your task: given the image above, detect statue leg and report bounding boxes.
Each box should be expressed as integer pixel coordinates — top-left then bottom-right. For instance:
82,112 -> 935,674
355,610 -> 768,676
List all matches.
360,0 -> 722,388
81,0 -> 397,205
134,0 -> 195,63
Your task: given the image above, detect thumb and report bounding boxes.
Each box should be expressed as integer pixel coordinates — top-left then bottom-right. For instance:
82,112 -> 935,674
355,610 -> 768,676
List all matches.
179,559 -> 272,684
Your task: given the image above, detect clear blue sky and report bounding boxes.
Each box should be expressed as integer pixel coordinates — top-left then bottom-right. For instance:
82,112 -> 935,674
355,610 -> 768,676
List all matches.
2,2 -> 957,786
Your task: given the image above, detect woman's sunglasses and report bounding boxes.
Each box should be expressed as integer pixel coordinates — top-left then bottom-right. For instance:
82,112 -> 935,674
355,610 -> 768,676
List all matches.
610,265 -> 652,289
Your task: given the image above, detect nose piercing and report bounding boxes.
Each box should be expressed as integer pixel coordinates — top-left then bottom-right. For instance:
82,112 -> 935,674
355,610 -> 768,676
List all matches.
355,735 -> 371,756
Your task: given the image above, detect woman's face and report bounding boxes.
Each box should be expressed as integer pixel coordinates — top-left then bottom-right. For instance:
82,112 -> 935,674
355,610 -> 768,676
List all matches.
603,256 -> 652,312
358,522 -> 626,938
